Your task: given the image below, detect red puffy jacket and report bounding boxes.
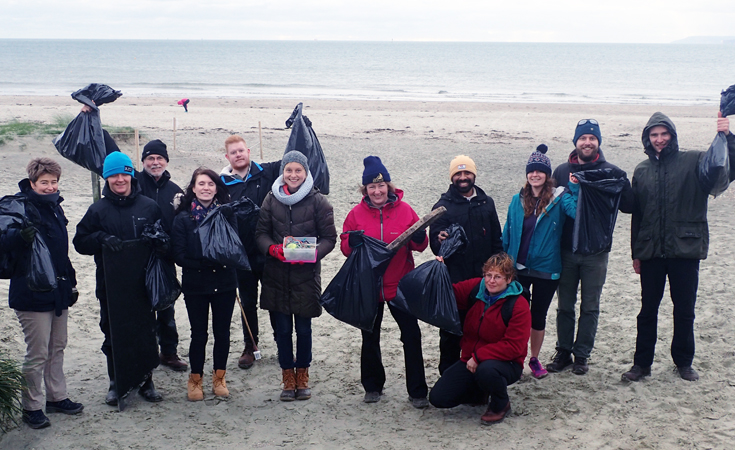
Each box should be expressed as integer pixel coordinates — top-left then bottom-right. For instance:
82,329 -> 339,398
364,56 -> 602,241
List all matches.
340,189 -> 428,301
453,278 -> 531,367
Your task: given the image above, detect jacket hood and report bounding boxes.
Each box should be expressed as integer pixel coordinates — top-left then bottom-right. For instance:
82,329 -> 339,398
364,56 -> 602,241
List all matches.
220,161 -> 263,185
18,178 -> 63,207
566,148 -> 607,166
476,279 -> 524,307
440,184 -> 489,203
642,112 -> 679,158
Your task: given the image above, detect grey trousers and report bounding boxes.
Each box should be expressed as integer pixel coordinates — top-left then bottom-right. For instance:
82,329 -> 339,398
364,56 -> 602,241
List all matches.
15,309 -> 69,411
555,250 -> 609,359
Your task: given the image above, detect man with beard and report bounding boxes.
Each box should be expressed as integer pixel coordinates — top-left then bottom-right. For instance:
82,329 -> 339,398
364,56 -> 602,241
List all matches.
220,135 -> 282,370
429,155 -> 503,374
547,119 -> 633,375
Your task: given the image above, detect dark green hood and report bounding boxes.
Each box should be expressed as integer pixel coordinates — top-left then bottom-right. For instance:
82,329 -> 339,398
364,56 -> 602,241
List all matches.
642,112 -> 679,158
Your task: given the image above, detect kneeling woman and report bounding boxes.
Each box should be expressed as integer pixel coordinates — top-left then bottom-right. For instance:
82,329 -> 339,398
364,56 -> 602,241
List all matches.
429,252 -> 531,425
255,151 -> 336,401
172,168 -> 237,401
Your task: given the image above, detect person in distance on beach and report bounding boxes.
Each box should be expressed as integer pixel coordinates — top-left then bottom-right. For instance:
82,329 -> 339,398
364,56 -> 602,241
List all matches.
254,151 -> 336,401
1,158 -> 84,429
171,168 -> 238,400
73,152 -> 165,406
502,145 -> 578,379
341,156 -> 430,408
220,135 -> 282,370
429,155 -> 503,375
429,253 -> 531,426
547,119 -> 633,376
622,112 -> 735,382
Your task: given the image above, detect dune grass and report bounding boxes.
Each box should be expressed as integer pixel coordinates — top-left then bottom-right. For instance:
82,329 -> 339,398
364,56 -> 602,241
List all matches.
0,354 -> 24,432
0,115 -> 139,146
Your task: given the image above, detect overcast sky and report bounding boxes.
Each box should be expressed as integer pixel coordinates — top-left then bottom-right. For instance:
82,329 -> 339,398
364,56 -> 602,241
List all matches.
3,0 -> 734,43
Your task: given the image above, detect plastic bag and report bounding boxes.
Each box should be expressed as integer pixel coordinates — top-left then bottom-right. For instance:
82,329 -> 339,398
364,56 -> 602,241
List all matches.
698,132 -> 731,196
391,224 -> 467,335
319,234 -> 395,331
285,102 -> 330,195
27,233 -> 58,292
198,207 -> 250,271
721,84 -> 735,118
145,253 -> 181,311
572,168 -> 628,256
1,195 -> 28,279
53,84 -> 122,175
231,197 -> 260,257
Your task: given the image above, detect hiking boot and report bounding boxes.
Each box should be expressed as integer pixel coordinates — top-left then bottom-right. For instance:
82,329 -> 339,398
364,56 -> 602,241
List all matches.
23,409 -> 50,429
621,365 -> 651,382
295,368 -> 311,400
280,368 -> 296,401
238,343 -> 256,370
528,357 -> 548,379
572,356 -> 589,375
364,392 -> 381,403
46,398 -> 84,415
139,375 -> 163,402
480,401 -> 511,425
546,349 -> 573,373
410,396 -> 429,409
105,380 -> 118,406
160,353 -> 188,372
187,373 -> 204,401
676,366 -> 699,381
212,370 -> 230,397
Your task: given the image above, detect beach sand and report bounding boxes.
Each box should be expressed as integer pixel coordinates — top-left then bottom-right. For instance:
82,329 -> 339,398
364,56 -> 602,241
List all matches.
1,96 -> 734,449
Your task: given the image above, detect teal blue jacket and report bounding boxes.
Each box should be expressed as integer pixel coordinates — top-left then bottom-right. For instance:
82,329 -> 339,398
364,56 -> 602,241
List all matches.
502,184 -> 577,279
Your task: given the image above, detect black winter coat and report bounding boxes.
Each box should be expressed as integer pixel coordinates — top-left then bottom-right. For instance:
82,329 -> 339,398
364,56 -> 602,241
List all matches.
552,149 -> 634,252
1,180 -> 76,315
429,184 -> 503,283
171,208 -> 238,296
73,179 -> 163,300
255,188 -> 337,318
136,169 -> 182,232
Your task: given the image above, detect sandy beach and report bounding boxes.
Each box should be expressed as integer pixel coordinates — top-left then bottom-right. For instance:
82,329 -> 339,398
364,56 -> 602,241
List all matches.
1,95 -> 734,449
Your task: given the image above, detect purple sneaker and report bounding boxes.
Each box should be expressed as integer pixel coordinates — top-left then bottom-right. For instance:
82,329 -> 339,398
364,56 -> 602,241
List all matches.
529,357 -> 548,379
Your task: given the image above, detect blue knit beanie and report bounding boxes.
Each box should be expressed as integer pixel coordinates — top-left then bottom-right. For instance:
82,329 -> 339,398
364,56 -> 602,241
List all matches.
103,151 -> 134,179
362,156 -> 391,185
573,119 -> 602,146
526,144 -> 552,176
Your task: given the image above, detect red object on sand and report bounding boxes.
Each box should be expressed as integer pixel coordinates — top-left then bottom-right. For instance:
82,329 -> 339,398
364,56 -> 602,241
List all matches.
177,98 -> 189,105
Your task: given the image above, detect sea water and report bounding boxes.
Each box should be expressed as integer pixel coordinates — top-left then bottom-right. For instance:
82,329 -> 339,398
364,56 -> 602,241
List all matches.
0,39 -> 733,105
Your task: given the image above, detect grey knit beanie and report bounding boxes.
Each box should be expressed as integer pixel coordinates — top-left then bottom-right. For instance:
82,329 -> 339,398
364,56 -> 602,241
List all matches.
280,151 -> 309,175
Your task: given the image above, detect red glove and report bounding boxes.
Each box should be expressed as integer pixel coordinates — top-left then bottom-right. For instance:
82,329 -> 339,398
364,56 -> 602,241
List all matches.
269,244 -> 286,262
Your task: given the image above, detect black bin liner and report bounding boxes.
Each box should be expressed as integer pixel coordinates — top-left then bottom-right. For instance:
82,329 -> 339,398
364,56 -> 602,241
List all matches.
198,207 -> 250,271
391,224 -> 467,335
698,132 -> 731,196
572,168 -> 628,256
721,84 -> 735,118
285,102 -> 330,195
27,233 -> 58,292
142,221 -> 181,312
319,234 -> 395,331
230,197 -> 260,257
53,83 -> 122,175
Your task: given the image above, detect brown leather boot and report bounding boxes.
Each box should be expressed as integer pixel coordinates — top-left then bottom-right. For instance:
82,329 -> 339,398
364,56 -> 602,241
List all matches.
280,369 -> 296,402
295,368 -> 311,400
238,343 -> 256,370
187,373 -> 203,402
212,370 -> 229,397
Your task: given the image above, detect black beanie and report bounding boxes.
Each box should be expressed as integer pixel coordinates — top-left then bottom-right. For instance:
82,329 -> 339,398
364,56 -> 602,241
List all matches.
362,156 -> 391,185
141,139 -> 169,162
526,144 -> 552,176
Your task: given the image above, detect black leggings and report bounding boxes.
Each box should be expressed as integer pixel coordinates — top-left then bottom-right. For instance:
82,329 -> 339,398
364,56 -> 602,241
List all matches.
184,290 -> 236,375
517,274 -> 559,331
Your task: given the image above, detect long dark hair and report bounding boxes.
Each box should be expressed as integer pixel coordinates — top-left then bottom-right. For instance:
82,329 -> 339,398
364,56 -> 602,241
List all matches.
521,176 -> 556,218
175,167 -> 230,215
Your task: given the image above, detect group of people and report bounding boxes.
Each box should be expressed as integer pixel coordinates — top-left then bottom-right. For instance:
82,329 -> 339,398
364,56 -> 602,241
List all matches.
2,110 -> 733,429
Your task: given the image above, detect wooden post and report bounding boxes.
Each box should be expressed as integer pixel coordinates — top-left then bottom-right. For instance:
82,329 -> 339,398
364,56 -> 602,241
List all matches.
259,121 -> 263,160
134,129 -> 140,170
173,117 -> 177,153
91,172 -> 101,203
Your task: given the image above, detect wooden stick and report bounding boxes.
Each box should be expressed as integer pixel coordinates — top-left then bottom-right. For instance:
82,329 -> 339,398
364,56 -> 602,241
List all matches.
91,172 -> 101,203
386,206 -> 446,251
134,129 -> 140,170
259,121 -> 263,160
173,117 -> 177,153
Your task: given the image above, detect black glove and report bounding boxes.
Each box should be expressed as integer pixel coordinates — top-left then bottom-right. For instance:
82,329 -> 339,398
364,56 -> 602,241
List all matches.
100,234 -> 123,252
411,230 -> 426,244
348,231 -> 364,248
20,226 -> 36,243
70,287 -> 79,307
219,203 -> 234,218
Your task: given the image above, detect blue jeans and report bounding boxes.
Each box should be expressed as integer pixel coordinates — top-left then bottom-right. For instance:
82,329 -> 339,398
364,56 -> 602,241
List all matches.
556,249 -> 609,359
272,311 -> 312,369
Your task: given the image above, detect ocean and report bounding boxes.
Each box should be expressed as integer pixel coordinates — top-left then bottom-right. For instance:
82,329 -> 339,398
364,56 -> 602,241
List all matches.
1,39 -> 733,105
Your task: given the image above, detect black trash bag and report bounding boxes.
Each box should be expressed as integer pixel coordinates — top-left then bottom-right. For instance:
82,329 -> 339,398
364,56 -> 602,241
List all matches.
144,253 -> 181,312
1,195 -> 28,279
284,102 -> 330,195
698,132 -> 731,196
27,233 -> 58,292
198,207 -> 250,271
572,168 -> 628,256
230,197 -> 261,256
391,224 -> 467,336
319,234 -> 395,331
53,84 -> 122,175
721,84 -> 735,118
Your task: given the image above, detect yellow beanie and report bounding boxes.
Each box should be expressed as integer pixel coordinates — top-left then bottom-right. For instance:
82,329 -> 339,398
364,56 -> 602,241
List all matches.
449,155 -> 477,180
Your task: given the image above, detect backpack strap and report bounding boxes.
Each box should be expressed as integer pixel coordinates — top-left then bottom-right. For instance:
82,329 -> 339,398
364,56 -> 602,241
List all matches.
500,296 -> 518,327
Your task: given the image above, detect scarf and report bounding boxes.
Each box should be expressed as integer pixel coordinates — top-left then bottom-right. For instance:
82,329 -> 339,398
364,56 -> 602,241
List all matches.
271,171 -> 314,206
190,198 -> 220,224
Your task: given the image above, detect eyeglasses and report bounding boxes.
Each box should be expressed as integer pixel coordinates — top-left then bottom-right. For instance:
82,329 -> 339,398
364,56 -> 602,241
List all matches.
578,119 -> 599,126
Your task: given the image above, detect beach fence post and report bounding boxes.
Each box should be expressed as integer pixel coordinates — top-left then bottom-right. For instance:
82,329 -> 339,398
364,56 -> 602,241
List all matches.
134,129 -> 140,170
173,117 -> 177,152
259,121 -> 263,160
91,172 -> 101,203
